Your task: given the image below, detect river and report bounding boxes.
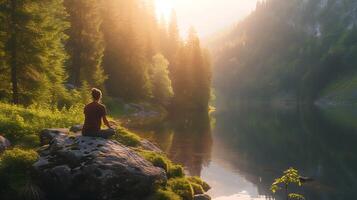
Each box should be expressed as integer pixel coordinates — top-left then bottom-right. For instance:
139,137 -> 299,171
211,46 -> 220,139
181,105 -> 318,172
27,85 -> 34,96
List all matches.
135,104 -> 357,200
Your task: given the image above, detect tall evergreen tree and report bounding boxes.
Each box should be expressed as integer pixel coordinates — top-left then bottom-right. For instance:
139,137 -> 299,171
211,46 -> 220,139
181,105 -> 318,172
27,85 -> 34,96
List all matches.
64,0 -> 107,89
0,0 -> 69,104
167,10 -> 180,64
150,54 -> 173,105
101,0 -> 151,101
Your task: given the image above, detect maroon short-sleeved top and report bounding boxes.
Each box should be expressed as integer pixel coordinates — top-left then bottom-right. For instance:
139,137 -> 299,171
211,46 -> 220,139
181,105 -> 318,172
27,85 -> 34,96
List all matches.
82,102 -> 106,134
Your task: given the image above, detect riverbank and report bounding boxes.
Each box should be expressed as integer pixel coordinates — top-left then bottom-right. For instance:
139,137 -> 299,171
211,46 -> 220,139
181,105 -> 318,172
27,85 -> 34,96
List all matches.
0,102 -> 211,200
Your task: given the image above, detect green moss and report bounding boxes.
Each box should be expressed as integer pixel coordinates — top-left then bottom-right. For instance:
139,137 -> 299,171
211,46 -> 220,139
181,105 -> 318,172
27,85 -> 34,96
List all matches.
187,176 -> 211,192
190,183 -> 204,195
139,150 -> 169,171
167,164 -> 184,178
148,189 -> 182,200
167,178 -> 194,200
113,126 -> 141,147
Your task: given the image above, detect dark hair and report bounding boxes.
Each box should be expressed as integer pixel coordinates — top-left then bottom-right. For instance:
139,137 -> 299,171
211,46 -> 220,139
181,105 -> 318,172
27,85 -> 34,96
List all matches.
91,88 -> 102,101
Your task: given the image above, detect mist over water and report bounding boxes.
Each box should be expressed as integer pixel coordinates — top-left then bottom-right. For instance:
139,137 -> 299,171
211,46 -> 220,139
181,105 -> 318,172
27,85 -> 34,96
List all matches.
136,104 -> 357,200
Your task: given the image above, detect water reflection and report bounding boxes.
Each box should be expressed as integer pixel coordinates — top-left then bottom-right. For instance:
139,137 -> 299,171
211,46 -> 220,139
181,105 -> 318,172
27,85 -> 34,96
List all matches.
135,104 -> 357,200
135,112 -> 213,176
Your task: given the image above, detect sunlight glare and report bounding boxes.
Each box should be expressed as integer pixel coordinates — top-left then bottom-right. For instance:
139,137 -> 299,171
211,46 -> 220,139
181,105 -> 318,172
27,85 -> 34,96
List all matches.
155,0 -> 173,20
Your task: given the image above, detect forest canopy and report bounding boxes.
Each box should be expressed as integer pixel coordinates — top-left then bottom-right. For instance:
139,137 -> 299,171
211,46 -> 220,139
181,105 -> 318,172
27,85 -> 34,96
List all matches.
210,0 -> 357,104
0,0 -> 211,112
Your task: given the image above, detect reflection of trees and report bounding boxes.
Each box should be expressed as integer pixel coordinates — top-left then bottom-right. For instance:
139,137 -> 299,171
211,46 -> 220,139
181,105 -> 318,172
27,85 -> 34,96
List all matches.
135,112 -> 213,176
168,112 -> 213,176
214,104 -> 357,200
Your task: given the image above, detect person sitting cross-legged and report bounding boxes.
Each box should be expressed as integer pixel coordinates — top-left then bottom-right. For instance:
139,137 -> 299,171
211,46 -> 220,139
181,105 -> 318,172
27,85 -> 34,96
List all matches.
82,88 -> 115,139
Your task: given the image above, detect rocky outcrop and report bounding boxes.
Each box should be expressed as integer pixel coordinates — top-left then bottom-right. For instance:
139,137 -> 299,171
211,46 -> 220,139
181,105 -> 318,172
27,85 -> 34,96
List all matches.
34,134 -> 167,200
39,128 -> 70,146
194,194 -> 211,200
0,135 -> 11,153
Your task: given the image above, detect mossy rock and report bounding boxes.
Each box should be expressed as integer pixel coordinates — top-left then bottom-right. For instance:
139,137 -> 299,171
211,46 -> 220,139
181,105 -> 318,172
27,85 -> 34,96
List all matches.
187,176 -> 210,192
168,178 -> 194,200
113,127 -> 141,147
148,189 -> 182,200
167,164 -> 184,178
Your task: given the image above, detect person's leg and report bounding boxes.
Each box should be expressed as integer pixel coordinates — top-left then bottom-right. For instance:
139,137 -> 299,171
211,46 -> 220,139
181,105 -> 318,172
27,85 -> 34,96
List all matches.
98,129 -> 116,139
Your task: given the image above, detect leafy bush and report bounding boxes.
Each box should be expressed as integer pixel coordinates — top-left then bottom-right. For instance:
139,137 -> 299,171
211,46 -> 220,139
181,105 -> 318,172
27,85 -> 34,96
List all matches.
0,148 -> 40,200
167,178 -> 194,200
113,126 -> 141,147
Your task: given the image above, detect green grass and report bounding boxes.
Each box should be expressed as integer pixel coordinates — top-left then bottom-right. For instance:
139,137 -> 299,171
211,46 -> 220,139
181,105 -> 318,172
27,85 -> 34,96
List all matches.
0,102 -> 84,147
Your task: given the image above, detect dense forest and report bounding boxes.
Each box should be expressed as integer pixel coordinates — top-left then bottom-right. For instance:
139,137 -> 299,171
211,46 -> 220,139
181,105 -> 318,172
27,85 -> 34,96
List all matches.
210,0 -> 357,104
0,0 -> 211,112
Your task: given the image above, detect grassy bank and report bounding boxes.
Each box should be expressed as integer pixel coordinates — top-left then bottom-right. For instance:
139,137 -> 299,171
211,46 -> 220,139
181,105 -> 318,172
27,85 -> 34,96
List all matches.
0,102 -> 209,200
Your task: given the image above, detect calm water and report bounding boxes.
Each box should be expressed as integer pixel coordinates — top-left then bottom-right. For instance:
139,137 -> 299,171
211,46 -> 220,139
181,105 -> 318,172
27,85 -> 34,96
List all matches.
135,104 -> 357,200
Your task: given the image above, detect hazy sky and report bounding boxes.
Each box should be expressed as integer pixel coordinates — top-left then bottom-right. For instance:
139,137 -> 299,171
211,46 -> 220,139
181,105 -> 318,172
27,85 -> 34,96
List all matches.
155,0 -> 259,37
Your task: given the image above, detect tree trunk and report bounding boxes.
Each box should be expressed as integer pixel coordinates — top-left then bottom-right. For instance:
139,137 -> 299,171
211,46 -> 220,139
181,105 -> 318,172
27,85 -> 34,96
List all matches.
10,0 -> 18,104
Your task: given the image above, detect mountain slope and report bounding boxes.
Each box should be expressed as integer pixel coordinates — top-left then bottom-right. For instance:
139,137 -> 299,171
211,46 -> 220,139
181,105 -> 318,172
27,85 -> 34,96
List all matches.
210,0 -> 357,104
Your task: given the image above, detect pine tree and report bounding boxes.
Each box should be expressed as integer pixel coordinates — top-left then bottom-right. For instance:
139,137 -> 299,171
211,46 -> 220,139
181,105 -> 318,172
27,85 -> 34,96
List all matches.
150,54 -> 173,105
64,0 -> 107,89
188,28 -> 211,111
101,0 -> 152,101
167,10 -> 180,64
0,0 -> 69,104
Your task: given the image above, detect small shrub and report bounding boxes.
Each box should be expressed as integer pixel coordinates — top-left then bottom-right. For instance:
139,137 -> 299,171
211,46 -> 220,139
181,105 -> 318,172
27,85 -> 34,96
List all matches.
167,178 -> 194,200
0,148 -> 39,199
148,189 -> 182,200
113,126 -> 141,147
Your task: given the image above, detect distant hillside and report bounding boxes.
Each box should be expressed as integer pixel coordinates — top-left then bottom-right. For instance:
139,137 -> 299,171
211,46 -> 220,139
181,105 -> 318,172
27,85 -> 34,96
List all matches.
209,0 -> 357,105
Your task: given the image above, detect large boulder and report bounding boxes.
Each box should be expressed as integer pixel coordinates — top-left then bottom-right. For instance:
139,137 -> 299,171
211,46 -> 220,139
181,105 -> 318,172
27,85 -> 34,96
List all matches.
39,128 -> 69,146
0,135 -> 11,153
33,134 -> 166,200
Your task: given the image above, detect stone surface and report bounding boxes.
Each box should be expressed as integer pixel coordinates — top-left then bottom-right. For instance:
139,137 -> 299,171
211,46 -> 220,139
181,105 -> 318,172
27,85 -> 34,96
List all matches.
0,135 -> 11,153
194,194 -> 211,200
69,124 -> 83,133
140,139 -> 163,153
39,128 -> 69,146
34,134 -> 166,200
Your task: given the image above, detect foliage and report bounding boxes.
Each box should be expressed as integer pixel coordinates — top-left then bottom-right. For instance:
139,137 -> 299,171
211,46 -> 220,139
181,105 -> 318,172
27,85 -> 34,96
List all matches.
271,167 -> 304,200
150,54 -> 174,105
0,102 -> 83,147
64,0 -> 107,89
211,0 -> 357,103
0,0 -> 69,105
0,148 -> 40,200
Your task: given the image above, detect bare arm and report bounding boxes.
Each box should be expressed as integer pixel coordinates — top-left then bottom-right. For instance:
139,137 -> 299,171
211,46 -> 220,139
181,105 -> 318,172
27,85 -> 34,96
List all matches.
103,115 -> 112,129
